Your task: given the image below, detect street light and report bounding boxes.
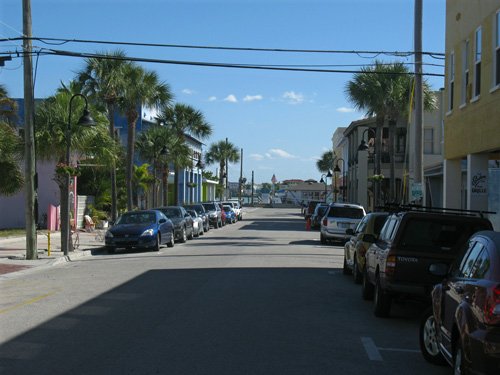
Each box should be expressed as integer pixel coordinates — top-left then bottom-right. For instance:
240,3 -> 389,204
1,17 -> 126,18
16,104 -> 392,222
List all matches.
63,94 -> 95,256
334,158 -> 346,202
357,127 -> 378,208
319,170 -> 332,202
358,128 -> 376,151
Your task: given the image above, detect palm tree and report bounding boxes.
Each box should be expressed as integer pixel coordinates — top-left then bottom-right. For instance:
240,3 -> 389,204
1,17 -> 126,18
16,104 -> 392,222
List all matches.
77,50 -> 129,221
119,64 -> 173,210
204,140 -> 240,200
132,164 -> 155,208
35,83 -> 116,253
0,85 -> 23,195
156,103 -> 212,204
136,125 -> 190,207
316,150 -> 335,174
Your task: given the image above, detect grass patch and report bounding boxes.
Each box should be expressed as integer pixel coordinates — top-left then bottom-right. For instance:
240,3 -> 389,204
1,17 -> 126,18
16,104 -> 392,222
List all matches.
0,228 -> 26,238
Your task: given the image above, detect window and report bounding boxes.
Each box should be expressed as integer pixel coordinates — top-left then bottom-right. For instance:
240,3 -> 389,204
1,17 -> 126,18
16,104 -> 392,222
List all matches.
461,39 -> 470,104
474,27 -> 482,98
458,241 -> 484,278
495,11 -> 500,87
470,247 -> 491,279
424,128 -> 434,154
448,52 -> 455,111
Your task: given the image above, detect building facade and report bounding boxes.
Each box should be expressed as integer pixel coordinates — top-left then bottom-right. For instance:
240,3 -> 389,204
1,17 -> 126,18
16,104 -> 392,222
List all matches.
443,0 -> 500,230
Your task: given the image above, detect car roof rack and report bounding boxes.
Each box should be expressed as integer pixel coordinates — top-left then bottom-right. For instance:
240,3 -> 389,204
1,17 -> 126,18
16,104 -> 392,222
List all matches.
376,203 -> 496,218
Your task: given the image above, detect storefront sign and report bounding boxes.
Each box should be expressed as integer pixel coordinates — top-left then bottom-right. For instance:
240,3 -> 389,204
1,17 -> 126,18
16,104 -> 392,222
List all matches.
471,171 -> 487,195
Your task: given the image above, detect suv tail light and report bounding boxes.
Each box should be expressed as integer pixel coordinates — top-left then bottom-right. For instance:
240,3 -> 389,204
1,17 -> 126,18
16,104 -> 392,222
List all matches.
322,218 -> 328,226
484,284 -> 500,326
385,254 -> 397,279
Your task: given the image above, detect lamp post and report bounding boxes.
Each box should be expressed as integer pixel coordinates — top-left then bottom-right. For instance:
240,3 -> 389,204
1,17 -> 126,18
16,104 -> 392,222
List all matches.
63,94 -> 95,256
334,158 -> 346,202
358,128 -> 377,208
319,170 -> 332,202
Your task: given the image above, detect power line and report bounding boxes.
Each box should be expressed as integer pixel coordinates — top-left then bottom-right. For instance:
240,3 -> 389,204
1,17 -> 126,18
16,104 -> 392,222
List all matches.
0,36 -> 446,58
9,48 -> 443,77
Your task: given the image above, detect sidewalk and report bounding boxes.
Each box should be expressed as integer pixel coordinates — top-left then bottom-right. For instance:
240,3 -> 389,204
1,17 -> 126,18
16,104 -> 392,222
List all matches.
0,230 -> 106,277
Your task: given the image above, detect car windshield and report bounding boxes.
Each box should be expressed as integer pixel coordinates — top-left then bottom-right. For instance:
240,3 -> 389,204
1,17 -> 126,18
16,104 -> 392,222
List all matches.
202,203 -> 216,211
327,207 -> 364,219
162,208 -> 182,218
116,212 -> 156,225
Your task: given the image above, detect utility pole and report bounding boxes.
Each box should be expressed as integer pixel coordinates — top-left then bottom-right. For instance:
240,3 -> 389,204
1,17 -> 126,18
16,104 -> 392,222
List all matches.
414,0 -> 424,204
238,148 -> 243,204
251,170 -> 254,206
225,137 -> 229,200
23,0 -> 37,259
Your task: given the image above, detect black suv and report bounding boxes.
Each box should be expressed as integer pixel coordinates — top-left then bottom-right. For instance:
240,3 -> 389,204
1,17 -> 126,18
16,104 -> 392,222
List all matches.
362,207 -> 493,318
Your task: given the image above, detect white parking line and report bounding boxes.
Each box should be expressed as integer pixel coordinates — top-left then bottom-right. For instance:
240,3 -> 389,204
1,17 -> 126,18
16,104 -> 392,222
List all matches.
361,337 -> 383,361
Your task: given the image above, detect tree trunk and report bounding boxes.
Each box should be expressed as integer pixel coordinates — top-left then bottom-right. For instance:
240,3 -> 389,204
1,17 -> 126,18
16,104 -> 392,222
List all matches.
219,161 -> 225,200
107,102 -> 118,222
126,113 -> 137,211
162,167 -> 170,206
173,164 -> 180,205
388,118 -> 396,203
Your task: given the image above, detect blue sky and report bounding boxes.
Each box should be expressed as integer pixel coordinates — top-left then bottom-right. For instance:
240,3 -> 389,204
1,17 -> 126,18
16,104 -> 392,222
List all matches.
1,0 -> 446,184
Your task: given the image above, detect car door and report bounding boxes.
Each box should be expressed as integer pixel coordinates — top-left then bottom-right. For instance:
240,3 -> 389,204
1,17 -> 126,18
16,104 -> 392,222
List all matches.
348,216 -> 369,265
366,216 -> 396,283
440,240 -> 485,352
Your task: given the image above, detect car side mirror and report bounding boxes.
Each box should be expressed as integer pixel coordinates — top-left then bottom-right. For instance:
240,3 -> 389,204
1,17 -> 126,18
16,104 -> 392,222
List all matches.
346,228 -> 355,236
363,234 -> 376,243
159,218 -> 167,224
429,263 -> 449,277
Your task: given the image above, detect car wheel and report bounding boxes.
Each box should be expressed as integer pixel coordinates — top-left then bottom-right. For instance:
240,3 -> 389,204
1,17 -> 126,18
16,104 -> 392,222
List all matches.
419,307 -> 447,365
153,234 -> 160,252
453,339 -> 465,375
361,268 -> 374,300
374,275 -> 391,318
320,233 -> 327,245
167,235 -> 174,248
343,257 -> 351,275
217,220 -> 222,228
179,227 -> 187,243
187,227 -> 194,240
353,257 -> 363,284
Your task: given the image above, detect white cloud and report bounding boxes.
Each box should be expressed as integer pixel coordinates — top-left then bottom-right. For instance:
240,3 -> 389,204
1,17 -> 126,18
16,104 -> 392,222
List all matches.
283,91 -> 304,105
265,153 -> 272,159
250,153 -> 265,161
207,96 -> 217,102
269,148 -> 296,159
337,106 -> 355,113
224,94 -> 238,103
182,89 -> 195,95
243,95 -> 263,102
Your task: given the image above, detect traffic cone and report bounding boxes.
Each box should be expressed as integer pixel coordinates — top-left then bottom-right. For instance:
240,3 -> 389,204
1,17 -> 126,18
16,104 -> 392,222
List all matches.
305,217 -> 311,230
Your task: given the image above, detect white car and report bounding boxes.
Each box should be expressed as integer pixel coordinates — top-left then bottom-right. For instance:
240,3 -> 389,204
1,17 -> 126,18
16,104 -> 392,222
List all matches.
223,201 -> 242,220
320,203 -> 366,245
186,209 -> 204,237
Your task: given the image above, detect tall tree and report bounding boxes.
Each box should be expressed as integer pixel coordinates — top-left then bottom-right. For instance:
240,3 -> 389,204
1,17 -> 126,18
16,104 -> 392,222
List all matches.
0,85 -> 24,195
119,64 -> 173,210
204,140 -> 240,200
136,125 -> 190,207
156,103 -> 212,204
35,82 -> 116,252
316,150 -> 335,174
77,50 -> 129,221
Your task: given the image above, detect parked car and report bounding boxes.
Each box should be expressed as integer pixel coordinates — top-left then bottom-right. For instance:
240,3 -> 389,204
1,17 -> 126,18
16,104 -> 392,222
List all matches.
184,204 -> 210,232
186,209 -> 204,237
105,210 -> 174,253
154,206 -> 194,243
222,205 -> 237,224
223,201 -> 242,220
419,230 -> 500,374
363,209 -> 493,318
343,212 -> 389,282
310,203 -> 329,229
202,202 -> 223,228
320,203 -> 366,245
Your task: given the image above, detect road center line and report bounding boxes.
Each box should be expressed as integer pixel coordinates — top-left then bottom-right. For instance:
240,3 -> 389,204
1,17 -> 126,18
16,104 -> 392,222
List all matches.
361,337 -> 383,361
0,292 -> 56,314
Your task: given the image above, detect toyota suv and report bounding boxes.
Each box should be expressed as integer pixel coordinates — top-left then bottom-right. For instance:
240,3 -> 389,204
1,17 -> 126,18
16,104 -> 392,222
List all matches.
362,207 -> 493,318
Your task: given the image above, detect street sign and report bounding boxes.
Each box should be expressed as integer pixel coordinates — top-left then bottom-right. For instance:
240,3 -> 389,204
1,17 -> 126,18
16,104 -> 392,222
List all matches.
411,182 -> 423,201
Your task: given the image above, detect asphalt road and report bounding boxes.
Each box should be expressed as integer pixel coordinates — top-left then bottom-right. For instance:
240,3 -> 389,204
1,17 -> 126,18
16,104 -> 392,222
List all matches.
0,207 -> 448,375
